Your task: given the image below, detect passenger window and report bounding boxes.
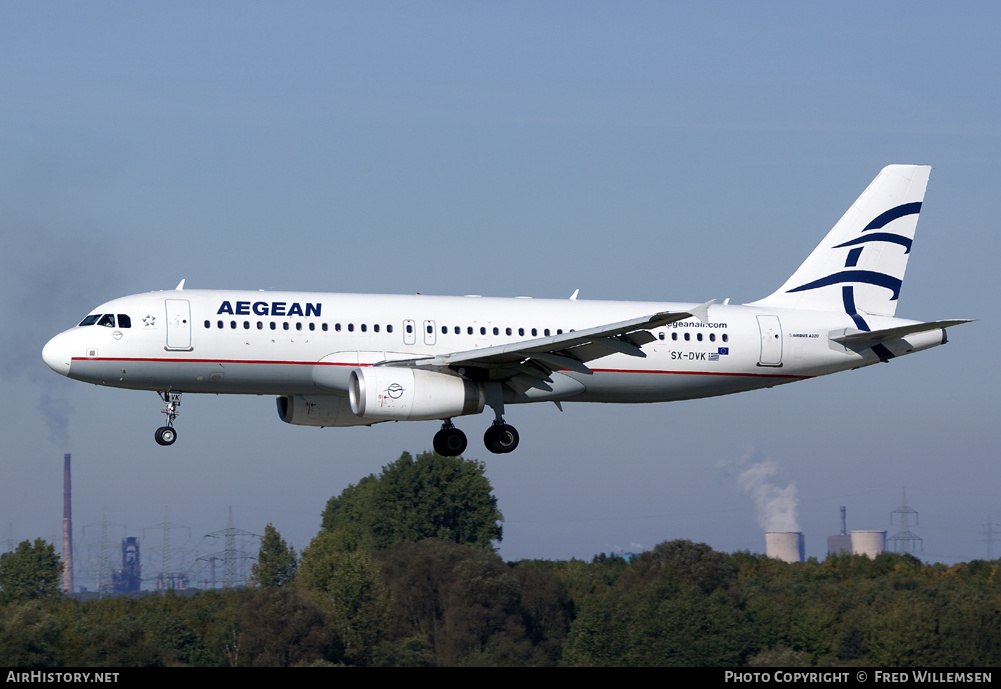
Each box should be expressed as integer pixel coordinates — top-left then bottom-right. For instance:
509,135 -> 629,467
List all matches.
672,332 -> 678,341
217,320 -> 224,329
697,333 -> 703,341
257,321 -> 263,330
387,324 -> 393,333
467,326 -> 472,335
373,324 -> 379,333
658,332 -> 665,340
244,321 -> 250,329
283,322 -> 289,331
506,327 -> 512,336
722,333 -> 729,342
296,322 -> 303,331
204,320 -> 211,328
492,327 -> 499,336
544,329 -> 550,336
322,323 -> 328,332
97,314 -> 115,327
231,321 -> 237,329
270,322 -> 277,331
454,326 -> 459,335
709,333 -> 715,342
684,333 -> 690,341
117,315 -> 131,328
442,325 -> 447,334
360,324 -> 366,332
348,323 -> 354,332
531,328 -> 537,337
480,327 -> 486,335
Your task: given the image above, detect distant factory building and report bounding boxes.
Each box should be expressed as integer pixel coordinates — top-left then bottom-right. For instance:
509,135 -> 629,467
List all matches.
828,506 -> 852,555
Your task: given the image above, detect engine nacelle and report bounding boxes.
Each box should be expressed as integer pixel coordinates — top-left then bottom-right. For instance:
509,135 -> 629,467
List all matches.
349,367 -> 485,421
276,394 -> 378,427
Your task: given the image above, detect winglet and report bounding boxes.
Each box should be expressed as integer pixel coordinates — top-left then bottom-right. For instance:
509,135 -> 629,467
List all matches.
688,299 -> 715,324
569,289 -> 579,301
175,279 -> 186,291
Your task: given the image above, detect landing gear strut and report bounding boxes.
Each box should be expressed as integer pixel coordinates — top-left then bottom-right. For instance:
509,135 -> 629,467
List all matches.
433,420 -> 467,457
155,391 -> 181,446
482,382 -> 519,454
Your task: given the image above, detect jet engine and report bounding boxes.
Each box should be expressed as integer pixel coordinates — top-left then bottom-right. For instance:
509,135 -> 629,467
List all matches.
349,367 -> 484,421
276,394 -> 377,427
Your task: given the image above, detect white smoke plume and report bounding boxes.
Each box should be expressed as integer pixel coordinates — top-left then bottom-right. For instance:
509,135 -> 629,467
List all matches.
736,451 -> 800,533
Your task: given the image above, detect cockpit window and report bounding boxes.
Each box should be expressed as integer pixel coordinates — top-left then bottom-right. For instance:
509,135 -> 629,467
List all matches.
97,314 -> 116,328
79,315 -> 101,327
117,314 -> 131,328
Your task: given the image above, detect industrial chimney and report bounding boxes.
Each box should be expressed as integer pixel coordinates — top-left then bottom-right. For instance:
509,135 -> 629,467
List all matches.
61,453 -> 73,594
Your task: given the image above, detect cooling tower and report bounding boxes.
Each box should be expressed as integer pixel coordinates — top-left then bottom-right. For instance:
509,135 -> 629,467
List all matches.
766,531 -> 804,563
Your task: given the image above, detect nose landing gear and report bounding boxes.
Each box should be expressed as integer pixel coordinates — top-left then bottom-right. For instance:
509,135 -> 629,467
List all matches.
155,391 -> 181,446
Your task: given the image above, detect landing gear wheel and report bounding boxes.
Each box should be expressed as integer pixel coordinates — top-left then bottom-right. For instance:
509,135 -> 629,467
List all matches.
434,425 -> 467,456
155,391 -> 182,447
432,424 -> 466,456
155,426 -> 177,446
484,423 -> 519,454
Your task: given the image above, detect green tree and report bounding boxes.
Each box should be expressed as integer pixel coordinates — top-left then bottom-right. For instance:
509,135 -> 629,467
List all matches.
375,539 -> 542,666
238,588 -> 339,666
0,539 -> 62,603
321,451 -> 503,551
298,529 -> 389,664
251,524 -> 298,588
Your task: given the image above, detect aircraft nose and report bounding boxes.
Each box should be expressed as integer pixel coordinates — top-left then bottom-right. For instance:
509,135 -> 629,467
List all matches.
42,332 -> 73,377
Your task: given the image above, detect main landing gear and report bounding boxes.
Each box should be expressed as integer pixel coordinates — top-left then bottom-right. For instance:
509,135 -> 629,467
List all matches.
432,417 -> 520,457
481,384 -> 519,454
154,391 -> 181,446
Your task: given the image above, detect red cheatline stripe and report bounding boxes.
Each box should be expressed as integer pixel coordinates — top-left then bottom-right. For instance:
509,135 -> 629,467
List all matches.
72,357 -> 809,379
72,357 -> 368,366
591,367 -> 810,380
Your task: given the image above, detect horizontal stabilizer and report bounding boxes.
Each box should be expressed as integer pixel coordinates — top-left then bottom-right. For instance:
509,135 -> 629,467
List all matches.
832,319 -> 972,349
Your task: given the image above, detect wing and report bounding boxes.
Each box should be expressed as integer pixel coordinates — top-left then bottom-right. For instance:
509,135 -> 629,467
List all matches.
380,300 -> 714,394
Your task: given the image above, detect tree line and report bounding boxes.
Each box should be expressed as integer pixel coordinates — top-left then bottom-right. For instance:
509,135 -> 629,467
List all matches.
2,451 -> 999,666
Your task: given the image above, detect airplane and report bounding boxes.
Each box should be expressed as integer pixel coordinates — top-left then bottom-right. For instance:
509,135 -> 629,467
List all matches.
42,165 -> 969,455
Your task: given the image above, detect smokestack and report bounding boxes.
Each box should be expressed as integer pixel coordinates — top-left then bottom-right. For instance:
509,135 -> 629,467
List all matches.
62,453 -> 73,594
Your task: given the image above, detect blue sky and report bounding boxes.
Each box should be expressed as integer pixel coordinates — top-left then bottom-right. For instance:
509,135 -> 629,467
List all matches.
2,3 -> 998,585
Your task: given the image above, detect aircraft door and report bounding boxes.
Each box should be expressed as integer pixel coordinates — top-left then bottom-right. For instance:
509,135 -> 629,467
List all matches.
756,315 -> 782,367
165,299 -> 193,351
423,320 -> 436,346
403,319 -> 416,345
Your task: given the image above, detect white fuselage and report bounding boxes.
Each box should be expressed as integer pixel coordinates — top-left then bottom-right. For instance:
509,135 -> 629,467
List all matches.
42,288 -> 933,409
